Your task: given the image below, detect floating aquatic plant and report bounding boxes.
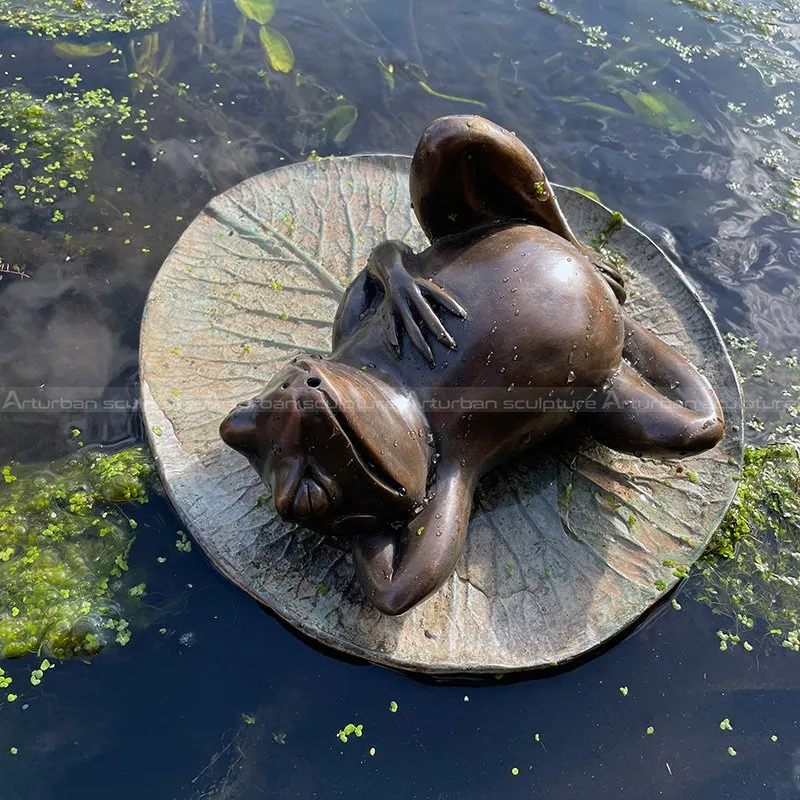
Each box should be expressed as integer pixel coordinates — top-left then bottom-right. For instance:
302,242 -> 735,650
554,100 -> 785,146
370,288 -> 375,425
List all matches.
0,447 -> 153,659
0,0 -> 181,39
538,1 -> 612,50
672,0 -> 787,39
0,76 -> 131,210
694,336 -> 800,653
699,443 -> 800,653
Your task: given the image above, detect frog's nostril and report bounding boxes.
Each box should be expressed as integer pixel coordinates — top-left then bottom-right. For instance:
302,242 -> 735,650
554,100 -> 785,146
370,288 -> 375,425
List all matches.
306,377 -> 321,389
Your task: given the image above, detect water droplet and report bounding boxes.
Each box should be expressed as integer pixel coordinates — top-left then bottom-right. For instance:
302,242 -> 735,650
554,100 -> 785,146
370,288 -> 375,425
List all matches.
567,370 -> 576,383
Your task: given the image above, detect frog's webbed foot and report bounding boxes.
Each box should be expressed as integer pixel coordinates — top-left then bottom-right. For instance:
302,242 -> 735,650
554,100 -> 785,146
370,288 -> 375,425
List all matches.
352,469 -> 472,615
366,240 -> 467,366
590,256 -> 627,305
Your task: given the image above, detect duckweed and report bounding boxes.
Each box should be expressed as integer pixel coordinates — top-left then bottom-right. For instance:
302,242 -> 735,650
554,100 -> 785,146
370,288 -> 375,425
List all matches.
336,722 -> 363,743
0,0 -> 180,39
0,79 -> 131,211
0,447 -> 153,658
694,336 -> 800,654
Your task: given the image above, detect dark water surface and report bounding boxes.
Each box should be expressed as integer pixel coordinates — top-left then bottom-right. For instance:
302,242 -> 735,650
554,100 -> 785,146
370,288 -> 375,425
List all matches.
1,0 -> 800,797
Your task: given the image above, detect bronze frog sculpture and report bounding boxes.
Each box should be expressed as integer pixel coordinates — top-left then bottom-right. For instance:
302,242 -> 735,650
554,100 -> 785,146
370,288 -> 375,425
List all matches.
220,115 -> 724,616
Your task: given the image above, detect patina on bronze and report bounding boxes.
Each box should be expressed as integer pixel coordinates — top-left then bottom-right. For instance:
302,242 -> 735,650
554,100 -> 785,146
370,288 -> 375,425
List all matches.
220,115 -> 725,616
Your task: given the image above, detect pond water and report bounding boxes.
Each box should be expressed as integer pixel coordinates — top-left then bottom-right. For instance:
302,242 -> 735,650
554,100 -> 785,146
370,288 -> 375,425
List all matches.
1,0 -> 800,797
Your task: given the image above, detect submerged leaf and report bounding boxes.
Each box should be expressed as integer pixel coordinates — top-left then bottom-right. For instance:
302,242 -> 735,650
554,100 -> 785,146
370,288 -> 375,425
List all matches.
259,24 -> 294,73
53,42 -> 114,59
323,105 -> 358,145
618,89 -> 704,135
418,81 -> 487,109
235,0 -> 276,25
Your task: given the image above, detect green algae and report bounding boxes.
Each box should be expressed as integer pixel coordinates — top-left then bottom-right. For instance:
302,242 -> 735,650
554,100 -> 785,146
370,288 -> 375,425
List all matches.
694,336 -> 800,653
700,442 -> 800,654
0,447 -> 153,659
672,0 -> 790,38
0,0 -> 180,39
537,1 -> 612,50
0,77 -> 131,210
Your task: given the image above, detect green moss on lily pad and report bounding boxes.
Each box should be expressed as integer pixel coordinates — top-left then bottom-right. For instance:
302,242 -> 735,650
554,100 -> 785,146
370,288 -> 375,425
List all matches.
0,447 -> 153,659
0,0 -> 180,39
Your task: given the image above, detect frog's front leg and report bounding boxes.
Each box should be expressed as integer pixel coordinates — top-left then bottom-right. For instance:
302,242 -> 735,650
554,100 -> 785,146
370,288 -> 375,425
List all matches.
366,240 -> 467,365
352,468 -> 473,615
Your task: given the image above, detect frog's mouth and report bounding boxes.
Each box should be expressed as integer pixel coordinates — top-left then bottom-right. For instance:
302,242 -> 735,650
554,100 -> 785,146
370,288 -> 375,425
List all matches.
283,465 -> 336,521
317,387 -> 407,498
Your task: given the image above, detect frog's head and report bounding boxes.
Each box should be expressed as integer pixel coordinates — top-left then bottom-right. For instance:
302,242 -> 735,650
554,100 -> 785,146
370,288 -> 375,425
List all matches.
220,356 -> 433,534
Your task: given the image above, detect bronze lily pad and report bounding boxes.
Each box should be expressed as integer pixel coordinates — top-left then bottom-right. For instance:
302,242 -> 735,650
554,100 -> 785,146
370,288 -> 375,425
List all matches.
140,154 -> 743,673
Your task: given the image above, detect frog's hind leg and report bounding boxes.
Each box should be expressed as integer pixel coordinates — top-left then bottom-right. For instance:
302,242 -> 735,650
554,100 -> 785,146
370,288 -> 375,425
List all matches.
352,466 -> 473,615
410,115 -> 626,303
410,115 -> 577,244
583,317 -> 725,458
